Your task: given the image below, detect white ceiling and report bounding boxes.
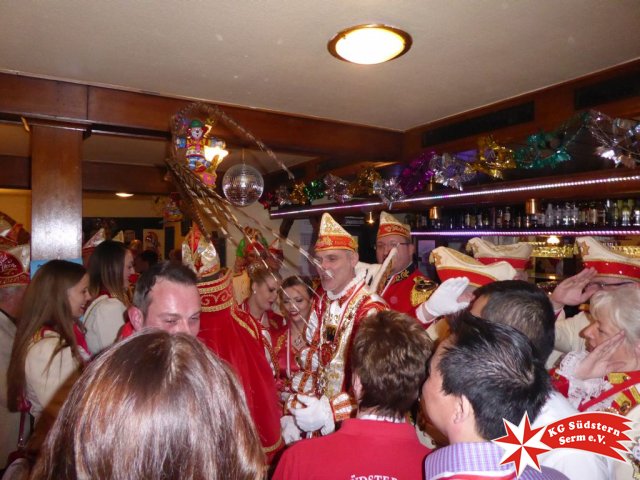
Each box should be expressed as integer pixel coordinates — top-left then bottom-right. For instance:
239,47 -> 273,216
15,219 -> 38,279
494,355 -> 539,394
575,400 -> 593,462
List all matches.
1,0 -> 639,133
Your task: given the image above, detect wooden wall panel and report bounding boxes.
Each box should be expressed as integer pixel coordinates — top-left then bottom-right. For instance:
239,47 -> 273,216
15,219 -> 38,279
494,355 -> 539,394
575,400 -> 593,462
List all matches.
403,59 -> 640,160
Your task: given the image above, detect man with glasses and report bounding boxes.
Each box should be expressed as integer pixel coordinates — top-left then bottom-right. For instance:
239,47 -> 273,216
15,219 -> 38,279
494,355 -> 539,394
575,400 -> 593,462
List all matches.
374,212 -> 437,318
548,236 -> 640,366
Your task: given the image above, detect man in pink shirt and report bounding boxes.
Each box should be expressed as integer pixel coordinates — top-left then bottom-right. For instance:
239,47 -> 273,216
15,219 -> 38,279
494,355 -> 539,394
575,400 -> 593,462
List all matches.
274,310 -> 432,480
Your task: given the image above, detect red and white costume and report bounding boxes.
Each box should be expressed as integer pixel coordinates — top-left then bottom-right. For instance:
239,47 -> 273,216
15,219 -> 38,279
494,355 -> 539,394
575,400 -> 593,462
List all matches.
286,213 -> 387,424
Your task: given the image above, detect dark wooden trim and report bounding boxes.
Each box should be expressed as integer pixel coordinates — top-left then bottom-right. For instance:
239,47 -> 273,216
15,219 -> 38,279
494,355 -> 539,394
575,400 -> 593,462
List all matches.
83,162 -> 173,194
0,155 -> 30,189
0,155 -> 173,195
0,73 -> 88,121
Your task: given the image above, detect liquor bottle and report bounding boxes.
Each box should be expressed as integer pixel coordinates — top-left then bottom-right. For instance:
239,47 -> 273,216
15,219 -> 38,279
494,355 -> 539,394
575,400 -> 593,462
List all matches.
578,202 -> 588,226
562,202 -> 571,227
545,203 -> 554,227
609,199 -> 620,227
503,206 -> 512,228
476,210 -> 483,229
496,208 -> 503,229
597,201 -> 607,226
554,204 -> 562,227
587,201 -> 598,226
621,200 -> 631,227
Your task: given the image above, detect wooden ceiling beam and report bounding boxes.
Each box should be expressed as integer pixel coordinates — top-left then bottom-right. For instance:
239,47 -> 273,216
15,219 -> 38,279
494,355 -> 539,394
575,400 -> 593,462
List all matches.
0,155 -> 173,195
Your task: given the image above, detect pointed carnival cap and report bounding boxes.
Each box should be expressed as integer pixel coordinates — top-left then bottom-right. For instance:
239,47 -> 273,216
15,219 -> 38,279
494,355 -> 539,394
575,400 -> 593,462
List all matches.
82,228 -> 106,258
576,236 -> 640,281
0,243 -> 30,287
268,238 -> 283,255
236,226 -> 268,258
377,211 -> 411,239
182,225 -> 220,279
112,230 -> 124,243
430,246 -> 517,287
315,213 -> 357,252
466,237 -> 533,271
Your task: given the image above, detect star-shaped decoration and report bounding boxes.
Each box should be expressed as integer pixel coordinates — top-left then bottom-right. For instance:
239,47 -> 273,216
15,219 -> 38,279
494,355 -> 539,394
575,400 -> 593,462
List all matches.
493,412 -> 551,477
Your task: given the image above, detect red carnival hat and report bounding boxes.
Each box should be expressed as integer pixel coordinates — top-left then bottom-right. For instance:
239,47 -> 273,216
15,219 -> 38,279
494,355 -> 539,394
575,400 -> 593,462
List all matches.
577,236 -> 640,281
315,213 -> 357,252
182,225 -> 220,279
377,211 -> 411,239
0,244 -> 30,288
430,246 -> 517,287
466,237 -> 533,271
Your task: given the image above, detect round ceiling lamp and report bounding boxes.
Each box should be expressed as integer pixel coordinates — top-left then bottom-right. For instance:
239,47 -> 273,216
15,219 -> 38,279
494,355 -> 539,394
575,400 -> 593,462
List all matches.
328,24 -> 412,65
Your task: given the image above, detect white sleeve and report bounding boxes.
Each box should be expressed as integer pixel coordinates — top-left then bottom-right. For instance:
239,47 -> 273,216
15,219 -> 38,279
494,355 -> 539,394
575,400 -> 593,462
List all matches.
554,311 -> 589,354
84,298 -> 127,355
25,338 -> 82,421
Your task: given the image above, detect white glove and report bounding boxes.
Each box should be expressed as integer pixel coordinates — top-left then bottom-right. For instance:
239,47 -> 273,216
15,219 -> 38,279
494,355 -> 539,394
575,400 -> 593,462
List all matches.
280,415 -> 302,445
423,277 -> 470,317
291,395 -> 335,435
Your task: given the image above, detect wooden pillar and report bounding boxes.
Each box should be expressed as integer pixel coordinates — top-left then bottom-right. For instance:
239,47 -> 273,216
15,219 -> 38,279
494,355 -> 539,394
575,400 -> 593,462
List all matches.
30,123 -> 84,261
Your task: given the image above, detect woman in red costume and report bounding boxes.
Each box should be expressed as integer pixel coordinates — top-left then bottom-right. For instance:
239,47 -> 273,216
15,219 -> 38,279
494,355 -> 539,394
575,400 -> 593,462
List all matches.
182,227 -> 283,463
277,276 -> 315,393
239,267 -> 285,380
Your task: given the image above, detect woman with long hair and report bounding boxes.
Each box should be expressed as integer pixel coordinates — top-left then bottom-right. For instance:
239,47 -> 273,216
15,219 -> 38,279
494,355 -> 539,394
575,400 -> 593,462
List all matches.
278,276 -> 314,383
6,260 -> 91,454
30,331 -> 266,480
83,240 -> 134,354
239,267 -> 284,379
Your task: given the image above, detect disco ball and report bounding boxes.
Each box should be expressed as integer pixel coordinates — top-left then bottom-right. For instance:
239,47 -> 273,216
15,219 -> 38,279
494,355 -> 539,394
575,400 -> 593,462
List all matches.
222,164 -> 264,207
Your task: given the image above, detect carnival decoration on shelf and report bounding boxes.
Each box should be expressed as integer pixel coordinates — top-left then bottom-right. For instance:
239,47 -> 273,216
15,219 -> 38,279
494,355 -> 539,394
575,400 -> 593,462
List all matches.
373,177 -> 405,207
474,136 -> 516,179
324,174 -> 352,203
588,110 -> 640,168
398,151 -> 434,195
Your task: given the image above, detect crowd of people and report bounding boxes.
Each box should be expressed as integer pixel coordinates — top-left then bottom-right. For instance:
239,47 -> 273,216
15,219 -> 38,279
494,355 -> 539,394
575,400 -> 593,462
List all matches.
1,209 -> 640,479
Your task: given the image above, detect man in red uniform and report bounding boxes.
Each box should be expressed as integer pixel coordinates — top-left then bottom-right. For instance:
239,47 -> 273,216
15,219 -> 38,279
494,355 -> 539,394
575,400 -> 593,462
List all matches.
283,213 -> 387,442
274,311 -> 432,479
375,211 -> 437,317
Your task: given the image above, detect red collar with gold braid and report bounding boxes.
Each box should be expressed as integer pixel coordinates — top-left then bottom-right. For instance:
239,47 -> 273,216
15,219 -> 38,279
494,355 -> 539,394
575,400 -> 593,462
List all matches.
579,370 -> 640,415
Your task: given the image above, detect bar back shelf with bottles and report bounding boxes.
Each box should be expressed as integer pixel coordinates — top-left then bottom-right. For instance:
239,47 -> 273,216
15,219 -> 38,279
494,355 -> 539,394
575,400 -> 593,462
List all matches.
410,198 -> 640,238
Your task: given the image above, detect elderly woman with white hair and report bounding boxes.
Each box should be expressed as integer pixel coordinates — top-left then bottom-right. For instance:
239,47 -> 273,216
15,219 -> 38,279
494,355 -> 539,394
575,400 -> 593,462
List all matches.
554,285 -> 640,478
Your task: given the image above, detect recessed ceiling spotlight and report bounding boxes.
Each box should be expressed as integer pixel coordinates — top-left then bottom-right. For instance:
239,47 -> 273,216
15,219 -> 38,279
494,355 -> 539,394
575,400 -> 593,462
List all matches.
328,24 -> 412,65
116,192 -> 134,198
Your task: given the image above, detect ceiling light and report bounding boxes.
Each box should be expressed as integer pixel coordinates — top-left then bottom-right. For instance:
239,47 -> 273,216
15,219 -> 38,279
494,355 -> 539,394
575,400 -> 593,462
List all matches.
328,24 -> 412,65
116,192 -> 134,198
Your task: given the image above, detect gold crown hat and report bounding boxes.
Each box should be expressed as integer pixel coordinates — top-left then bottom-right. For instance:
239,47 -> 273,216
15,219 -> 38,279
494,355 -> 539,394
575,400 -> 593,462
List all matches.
430,246 -> 517,287
576,236 -> 640,281
182,226 -> 220,279
315,213 -> 358,252
0,243 -> 30,288
377,211 -> 411,239
466,237 -> 533,271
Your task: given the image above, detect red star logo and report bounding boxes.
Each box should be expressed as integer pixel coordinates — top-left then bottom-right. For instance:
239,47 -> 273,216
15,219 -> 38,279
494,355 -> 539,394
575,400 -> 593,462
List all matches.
493,412 -> 551,477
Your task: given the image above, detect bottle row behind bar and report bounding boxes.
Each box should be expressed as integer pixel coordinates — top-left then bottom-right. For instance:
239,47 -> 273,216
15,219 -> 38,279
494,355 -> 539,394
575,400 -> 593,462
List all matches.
409,198 -> 640,230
